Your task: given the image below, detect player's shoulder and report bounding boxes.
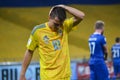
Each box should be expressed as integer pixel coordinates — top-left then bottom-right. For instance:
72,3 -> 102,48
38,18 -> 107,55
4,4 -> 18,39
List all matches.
112,44 -> 116,48
90,33 -> 103,38
94,34 -> 106,42
98,34 -> 106,39
31,23 -> 46,35
63,17 -> 74,25
113,44 -> 120,47
64,17 -> 73,22
112,44 -> 120,50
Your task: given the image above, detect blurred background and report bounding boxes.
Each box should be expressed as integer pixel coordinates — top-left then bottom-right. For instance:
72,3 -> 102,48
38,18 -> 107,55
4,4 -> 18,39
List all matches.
0,0 -> 120,80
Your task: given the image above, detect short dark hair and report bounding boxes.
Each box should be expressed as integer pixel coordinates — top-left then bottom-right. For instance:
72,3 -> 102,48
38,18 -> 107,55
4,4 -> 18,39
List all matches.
49,7 -> 66,22
95,20 -> 104,29
115,37 -> 120,43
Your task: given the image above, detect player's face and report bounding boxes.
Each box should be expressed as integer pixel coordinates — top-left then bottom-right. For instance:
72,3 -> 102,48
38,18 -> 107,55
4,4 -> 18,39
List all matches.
53,17 -> 63,27
49,16 -> 64,31
50,17 -> 63,31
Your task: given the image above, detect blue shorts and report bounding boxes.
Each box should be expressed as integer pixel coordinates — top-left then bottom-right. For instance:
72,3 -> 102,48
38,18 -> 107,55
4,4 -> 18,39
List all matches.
89,61 -> 109,80
113,63 -> 120,76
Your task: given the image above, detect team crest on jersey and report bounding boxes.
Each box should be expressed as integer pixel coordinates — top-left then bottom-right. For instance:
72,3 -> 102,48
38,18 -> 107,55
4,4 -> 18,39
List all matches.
43,35 -> 49,44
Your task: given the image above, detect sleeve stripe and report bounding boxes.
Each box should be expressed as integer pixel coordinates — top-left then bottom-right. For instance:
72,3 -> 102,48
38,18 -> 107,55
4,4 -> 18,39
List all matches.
31,23 -> 46,35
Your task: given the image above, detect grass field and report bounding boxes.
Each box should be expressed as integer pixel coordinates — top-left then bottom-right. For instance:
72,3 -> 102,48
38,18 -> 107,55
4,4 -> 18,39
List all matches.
0,4 -> 120,62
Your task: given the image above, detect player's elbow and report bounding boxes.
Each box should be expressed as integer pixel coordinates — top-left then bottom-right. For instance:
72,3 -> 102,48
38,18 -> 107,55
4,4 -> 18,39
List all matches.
75,12 -> 85,20
80,12 -> 85,19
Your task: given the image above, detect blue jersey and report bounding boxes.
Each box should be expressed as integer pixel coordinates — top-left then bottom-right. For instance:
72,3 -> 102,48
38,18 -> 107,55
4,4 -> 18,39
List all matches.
111,44 -> 120,63
88,32 -> 109,80
88,32 -> 106,60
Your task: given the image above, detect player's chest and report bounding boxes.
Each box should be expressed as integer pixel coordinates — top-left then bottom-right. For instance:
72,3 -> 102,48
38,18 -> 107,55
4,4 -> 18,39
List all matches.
38,29 -> 64,44
37,29 -> 65,50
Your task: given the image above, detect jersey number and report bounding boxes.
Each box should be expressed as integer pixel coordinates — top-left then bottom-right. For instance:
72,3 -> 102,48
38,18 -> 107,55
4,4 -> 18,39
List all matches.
52,40 -> 61,50
113,49 -> 120,58
89,42 -> 95,54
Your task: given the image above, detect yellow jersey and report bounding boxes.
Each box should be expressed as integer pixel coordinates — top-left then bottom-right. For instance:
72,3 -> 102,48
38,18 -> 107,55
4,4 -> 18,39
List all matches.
27,18 -> 76,80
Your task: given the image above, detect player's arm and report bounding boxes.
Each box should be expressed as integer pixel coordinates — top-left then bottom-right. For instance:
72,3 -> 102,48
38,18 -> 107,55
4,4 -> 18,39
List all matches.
20,49 -> 34,80
103,45 -> 108,60
56,5 -> 85,26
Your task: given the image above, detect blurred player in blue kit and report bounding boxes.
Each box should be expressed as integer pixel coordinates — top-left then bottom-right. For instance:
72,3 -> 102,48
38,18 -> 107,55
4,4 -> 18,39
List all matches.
111,37 -> 120,79
88,20 -> 109,80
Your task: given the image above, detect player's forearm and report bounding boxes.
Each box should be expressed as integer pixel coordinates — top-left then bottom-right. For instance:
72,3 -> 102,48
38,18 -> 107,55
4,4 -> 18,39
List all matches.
103,46 -> 108,60
104,52 -> 108,60
20,50 -> 33,75
104,47 -> 108,55
61,5 -> 85,19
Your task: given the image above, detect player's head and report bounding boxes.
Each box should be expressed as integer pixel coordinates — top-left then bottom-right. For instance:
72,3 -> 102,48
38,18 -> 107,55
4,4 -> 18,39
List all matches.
49,6 -> 66,22
49,6 -> 66,28
94,20 -> 104,34
115,37 -> 120,43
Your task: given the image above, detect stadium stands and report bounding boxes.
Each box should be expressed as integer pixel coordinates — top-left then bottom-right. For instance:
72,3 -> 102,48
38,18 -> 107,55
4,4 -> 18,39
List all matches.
0,4 -> 120,62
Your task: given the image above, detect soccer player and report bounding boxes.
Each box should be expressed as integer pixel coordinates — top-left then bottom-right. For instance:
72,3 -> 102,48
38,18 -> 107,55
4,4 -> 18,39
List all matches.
20,5 -> 85,80
88,20 -> 109,80
111,37 -> 120,79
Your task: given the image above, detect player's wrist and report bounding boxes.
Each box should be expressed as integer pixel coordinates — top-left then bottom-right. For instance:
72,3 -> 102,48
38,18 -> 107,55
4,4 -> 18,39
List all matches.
20,70 -> 26,76
104,55 -> 107,59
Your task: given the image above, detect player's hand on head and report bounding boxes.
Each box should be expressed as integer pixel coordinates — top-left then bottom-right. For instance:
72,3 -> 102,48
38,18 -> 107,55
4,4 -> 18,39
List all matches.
55,4 -> 65,8
49,4 -> 65,16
